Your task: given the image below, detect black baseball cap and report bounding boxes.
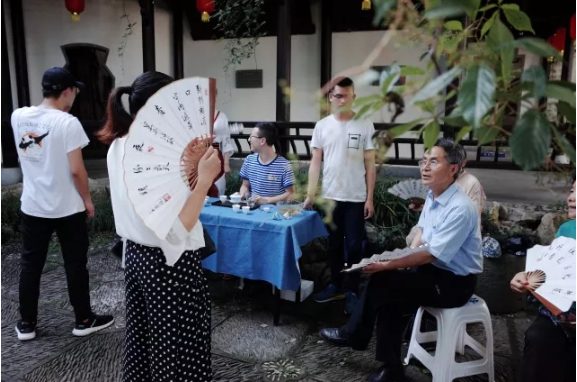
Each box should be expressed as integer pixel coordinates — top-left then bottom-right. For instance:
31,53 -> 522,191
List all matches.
41,67 -> 85,92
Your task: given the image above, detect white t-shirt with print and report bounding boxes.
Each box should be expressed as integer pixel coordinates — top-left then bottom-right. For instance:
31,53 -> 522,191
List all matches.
311,115 -> 375,202
11,107 -> 90,218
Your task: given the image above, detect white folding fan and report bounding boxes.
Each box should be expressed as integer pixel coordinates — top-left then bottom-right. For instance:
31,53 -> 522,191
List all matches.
387,179 -> 429,205
525,236 -> 576,316
343,244 -> 430,272
123,77 -> 216,240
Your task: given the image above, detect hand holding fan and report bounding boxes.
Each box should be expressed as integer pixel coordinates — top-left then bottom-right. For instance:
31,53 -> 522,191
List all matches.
123,77 -> 218,240
387,179 -> 429,206
525,236 -> 576,316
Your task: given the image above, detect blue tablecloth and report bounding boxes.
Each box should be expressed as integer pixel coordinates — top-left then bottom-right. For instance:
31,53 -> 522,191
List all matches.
200,198 -> 329,291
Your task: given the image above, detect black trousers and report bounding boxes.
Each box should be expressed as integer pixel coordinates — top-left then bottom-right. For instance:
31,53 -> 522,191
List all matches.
329,201 -> 365,292
19,211 -> 92,323
521,315 -> 576,382
343,265 -> 476,367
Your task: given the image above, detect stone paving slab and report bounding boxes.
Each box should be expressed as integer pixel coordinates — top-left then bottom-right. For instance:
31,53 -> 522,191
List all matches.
212,309 -> 312,363
23,331 -> 124,382
2,310 -> 81,382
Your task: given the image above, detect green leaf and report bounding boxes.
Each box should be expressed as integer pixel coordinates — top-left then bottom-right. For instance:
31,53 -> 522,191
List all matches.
373,0 -> 398,26
380,64 -> 402,94
479,4 -> 498,11
419,51 -> 430,62
443,115 -> 469,127
458,64 -> 497,129
439,31 -> 465,54
557,102 -> 576,124
514,38 -> 561,60
549,80 -> 576,92
413,66 -> 462,103
500,3 -> 519,10
423,120 -> 441,149
552,126 -> 576,164
521,65 -> 547,98
509,110 -> 552,170
388,119 -> 423,137
455,126 -> 473,142
481,11 -> 498,38
545,83 -> 577,108
444,20 -> 463,31
476,125 -> 501,145
400,66 -> 425,76
502,9 -> 535,34
353,95 -> 383,107
425,0 -> 478,19
415,99 -> 436,114
355,104 -> 374,120
487,18 -> 514,86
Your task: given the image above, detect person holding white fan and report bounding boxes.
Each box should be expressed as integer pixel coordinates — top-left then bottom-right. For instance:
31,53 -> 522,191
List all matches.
510,178 -> 575,382
98,72 -> 220,382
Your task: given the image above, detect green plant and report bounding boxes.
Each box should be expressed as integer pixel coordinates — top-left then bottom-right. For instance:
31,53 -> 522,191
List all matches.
225,170 -> 243,196
331,0 -> 575,171
213,0 -> 267,76
1,191 -> 21,235
118,0 -> 137,75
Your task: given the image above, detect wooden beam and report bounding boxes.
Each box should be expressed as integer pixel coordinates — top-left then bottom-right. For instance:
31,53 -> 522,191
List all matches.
276,0 -> 291,122
2,3 -> 18,167
320,0 -> 332,118
9,0 -> 30,107
139,0 -> 156,72
172,0 -> 184,79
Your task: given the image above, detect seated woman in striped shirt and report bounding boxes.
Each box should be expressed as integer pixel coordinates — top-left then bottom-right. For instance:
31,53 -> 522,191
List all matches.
239,122 -> 295,205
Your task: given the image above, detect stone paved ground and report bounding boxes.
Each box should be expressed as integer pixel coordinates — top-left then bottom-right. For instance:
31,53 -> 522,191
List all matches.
2,239 -> 533,382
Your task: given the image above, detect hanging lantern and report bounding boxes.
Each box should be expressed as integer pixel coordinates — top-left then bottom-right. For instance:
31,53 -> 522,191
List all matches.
362,0 -> 372,11
196,0 -> 215,22
552,27 -> 566,54
65,0 -> 85,22
570,14 -> 576,41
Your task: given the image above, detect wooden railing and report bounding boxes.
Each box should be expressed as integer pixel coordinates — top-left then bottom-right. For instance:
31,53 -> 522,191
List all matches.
229,121 -> 556,170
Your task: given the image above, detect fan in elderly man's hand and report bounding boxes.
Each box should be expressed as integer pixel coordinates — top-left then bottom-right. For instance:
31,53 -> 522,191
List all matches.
525,236 -> 576,316
123,77 -> 217,240
387,179 -> 429,207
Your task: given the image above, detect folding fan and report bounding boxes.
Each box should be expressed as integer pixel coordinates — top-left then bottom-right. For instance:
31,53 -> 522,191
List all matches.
525,236 -> 576,316
343,244 -> 430,272
387,179 -> 429,205
123,77 -> 216,240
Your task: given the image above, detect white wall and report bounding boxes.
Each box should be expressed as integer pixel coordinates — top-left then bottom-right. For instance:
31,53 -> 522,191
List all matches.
21,0 -> 173,106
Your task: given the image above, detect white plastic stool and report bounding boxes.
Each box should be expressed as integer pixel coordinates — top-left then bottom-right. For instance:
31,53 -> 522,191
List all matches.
404,295 -> 494,382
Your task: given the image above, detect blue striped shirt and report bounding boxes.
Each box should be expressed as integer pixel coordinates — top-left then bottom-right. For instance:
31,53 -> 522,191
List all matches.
239,154 -> 295,197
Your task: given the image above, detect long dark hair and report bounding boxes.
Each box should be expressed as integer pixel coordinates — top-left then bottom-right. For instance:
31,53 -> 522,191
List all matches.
97,71 -> 173,144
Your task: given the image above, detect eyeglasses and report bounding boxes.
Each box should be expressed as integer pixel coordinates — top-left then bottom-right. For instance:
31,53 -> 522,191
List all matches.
247,135 -> 262,142
75,88 -> 80,95
331,94 -> 352,100
418,159 -> 445,169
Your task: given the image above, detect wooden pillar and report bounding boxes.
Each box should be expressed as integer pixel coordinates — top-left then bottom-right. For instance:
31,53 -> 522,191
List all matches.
320,0 -> 332,118
10,0 -> 30,107
276,0 -> 291,155
172,1 -> 184,79
2,4 -> 18,167
139,0 -> 156,72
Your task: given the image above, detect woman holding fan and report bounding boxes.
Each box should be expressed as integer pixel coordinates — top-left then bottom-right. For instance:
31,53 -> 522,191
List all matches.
98,72 -> 220,382
510,179 -> 575,382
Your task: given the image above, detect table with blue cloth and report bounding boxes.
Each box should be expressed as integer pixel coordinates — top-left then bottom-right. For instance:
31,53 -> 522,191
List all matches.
200,198 -> 329,323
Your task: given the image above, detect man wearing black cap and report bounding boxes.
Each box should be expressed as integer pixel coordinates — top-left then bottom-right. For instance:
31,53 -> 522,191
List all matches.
11,67 -> 114,341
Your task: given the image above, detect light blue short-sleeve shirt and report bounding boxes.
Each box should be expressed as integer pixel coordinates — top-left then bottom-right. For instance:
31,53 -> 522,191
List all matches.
417,183 -> 483,276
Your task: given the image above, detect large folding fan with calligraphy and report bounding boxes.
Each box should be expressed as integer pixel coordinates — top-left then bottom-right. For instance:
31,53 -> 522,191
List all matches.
525,236 -> 576,316
387,179 -> 429,205
123,77 -> 216,240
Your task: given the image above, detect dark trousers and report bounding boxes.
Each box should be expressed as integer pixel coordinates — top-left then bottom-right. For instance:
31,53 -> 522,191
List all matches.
521,315 -> 576,382
329,201 -> 365,293
19,211 -> 92,323
343,265 -> 476,368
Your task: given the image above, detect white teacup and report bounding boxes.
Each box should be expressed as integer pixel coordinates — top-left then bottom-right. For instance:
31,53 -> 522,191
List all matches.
219,195 -> 228,204
262,207 -> 271,213
230,194 -> 242,204
232,204 -> 241,213
242,206 -> 250,214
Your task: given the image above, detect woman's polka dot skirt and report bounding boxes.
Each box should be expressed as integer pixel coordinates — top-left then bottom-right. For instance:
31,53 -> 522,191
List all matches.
122,241 -> 212,382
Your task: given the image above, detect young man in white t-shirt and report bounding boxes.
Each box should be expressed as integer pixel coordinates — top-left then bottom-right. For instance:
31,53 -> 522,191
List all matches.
304,77 -> 376,314
11,67 -> 114,341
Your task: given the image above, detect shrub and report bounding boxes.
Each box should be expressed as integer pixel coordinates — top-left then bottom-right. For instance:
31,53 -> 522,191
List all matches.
1,191 -> 21,235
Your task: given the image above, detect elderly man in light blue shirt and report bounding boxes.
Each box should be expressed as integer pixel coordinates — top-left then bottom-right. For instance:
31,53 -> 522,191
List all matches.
319,138 -> 482,382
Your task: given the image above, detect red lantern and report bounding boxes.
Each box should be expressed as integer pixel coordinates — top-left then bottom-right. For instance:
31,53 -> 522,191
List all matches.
65,0 -> 85,22
552,28 -> 566,55
570,14 -> 576,41
196,0 -> 215,22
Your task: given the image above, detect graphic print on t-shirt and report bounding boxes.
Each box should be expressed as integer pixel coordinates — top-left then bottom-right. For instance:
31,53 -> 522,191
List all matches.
18,130 -> 50,161
347,133 -> 361,150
